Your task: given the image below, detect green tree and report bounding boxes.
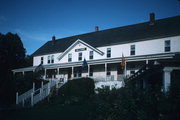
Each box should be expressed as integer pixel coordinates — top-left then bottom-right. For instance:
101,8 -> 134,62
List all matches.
0,32 -> 26,105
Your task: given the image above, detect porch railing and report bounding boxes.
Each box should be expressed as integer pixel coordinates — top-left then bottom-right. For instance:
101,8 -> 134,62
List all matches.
16,79 -> 66,108
92,74 -> 125,82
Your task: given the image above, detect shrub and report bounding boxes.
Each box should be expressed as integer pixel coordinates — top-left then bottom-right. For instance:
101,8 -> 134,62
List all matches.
58,77 -> 95,104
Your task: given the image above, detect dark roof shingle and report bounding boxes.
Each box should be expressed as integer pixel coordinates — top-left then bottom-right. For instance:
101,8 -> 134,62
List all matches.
32,16 -> 180,56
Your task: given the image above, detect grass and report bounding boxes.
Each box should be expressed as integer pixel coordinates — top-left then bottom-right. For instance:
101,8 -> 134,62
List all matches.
2,99 -> 90,120
2,78 -> 94,120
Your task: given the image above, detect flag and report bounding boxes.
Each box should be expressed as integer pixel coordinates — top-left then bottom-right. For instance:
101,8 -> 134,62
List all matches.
82,58 -> 88,72
121,54 -> 125,69
35,63 -> 44,72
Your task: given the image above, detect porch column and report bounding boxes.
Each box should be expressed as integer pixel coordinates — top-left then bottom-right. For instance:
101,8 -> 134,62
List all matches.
146,59 -> 148,65
22,71 -> 25,76
105,63 -> 107,81
124,61 -> 127,77
57,68 -> 59,79
163,67 -> 172,93
72,67 -> 74,79
44,68 -> 47,79
88,65 -> 90,77
57,68 -> 59,75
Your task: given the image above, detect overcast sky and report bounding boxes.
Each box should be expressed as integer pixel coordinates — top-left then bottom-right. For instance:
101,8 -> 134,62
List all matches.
0,0 -> 180,55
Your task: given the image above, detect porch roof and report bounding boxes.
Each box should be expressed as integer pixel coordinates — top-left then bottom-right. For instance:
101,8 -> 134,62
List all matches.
12,52 -> 177,73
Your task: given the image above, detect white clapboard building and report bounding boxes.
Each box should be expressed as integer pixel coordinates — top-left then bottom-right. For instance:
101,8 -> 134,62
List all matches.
13,13 -> 180,89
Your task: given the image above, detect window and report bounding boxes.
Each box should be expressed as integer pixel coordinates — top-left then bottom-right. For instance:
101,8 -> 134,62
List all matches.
48,55 -> 55,64
165,40 -> 171,52
130,45 -> 135,55
41,57 -> 43,64
51,55 -> 54,63
107,48 -> 111,58
48,56 -> 51,64
107,67 -> 111,75
89,67 -> 93,76
78,52 -> 82,61
89,51 -> 93,59
68,53 -> 72,62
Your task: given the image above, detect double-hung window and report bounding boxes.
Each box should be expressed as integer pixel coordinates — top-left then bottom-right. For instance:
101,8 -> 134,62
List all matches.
164,40 -> 171,52
48,56 -> 51,64
89,51 -> 93,60
107,48 -> 111,58
68,53 -> 72,62
78,52 -> 82,61
40,57 -> 43,64
130,45 -> 135,55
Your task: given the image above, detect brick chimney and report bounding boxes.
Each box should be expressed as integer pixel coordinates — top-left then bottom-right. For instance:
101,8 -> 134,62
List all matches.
52,35 -> 56,45
149,13 -> 155,25
95,26 -> 99,32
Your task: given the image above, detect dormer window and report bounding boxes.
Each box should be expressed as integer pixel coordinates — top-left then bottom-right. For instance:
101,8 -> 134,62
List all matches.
107,48 -> 111,58
165,40 -> 171,52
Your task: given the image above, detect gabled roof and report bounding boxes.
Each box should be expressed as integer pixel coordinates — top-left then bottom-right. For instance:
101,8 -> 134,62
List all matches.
32,16 -> 180,56
57,39 -> 104,60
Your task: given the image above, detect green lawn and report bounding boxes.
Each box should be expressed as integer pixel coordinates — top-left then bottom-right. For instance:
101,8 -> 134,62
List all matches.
2,102 -> 89,120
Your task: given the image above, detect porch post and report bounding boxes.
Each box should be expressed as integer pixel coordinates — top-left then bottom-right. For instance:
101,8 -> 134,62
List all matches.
105,63 -> 107,81
22,71 -> 25,76
16,92 -> 18,105
72,67 -> 74,79
57,68 -> 59,75
124,61 -> 127,78
44,68 -> 47,79
163,67 -> 172,93
88,65 -> 90,77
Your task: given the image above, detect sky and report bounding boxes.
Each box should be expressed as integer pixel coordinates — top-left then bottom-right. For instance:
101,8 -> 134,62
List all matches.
0,0 -> 180,55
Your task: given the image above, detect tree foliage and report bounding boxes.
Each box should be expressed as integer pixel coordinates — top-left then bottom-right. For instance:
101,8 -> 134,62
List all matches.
0,32 -> 26,105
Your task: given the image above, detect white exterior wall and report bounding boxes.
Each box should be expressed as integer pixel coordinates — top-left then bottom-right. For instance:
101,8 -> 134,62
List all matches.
33,53 -> 62,66
33,36 -> 180,66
